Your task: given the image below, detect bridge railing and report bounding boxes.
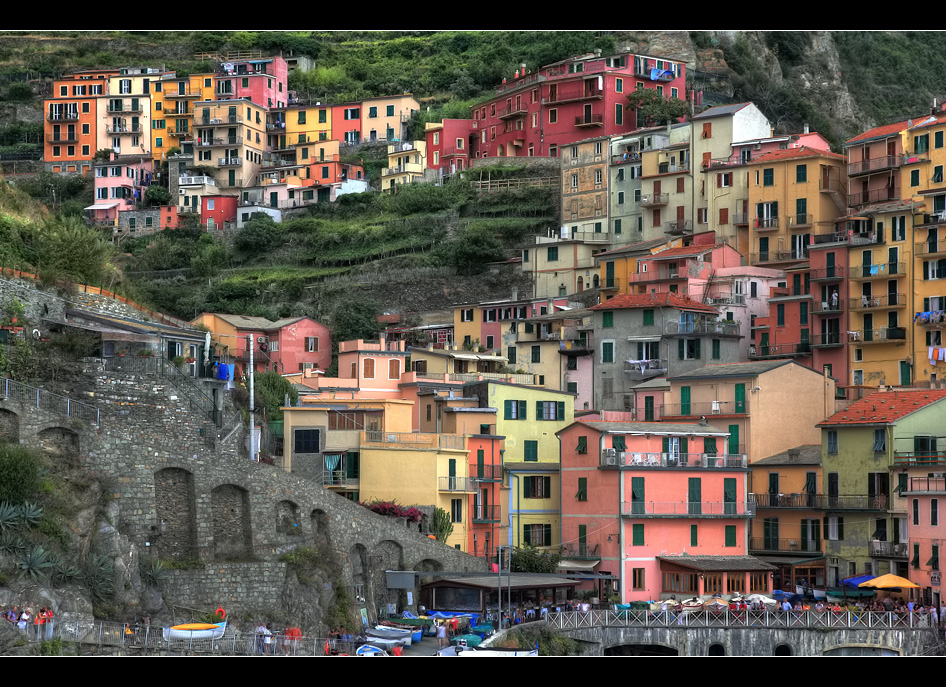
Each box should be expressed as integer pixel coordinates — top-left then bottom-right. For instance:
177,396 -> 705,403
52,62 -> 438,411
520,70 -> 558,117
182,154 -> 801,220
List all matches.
34,619 -> 360,655
547,609 -> 933,630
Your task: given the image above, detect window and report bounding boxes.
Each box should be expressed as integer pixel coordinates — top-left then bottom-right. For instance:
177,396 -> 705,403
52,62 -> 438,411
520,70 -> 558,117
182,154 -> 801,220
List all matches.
796,164 -> 807,183
603,311 -> 614,328
576,436 -> 588,455
451,498 -> 462,523
294,429 -> 320,453
523,440 -> 538,462
872,429 -> 886,452
632,523 -> 644,546
933,498 -> 939,527
632,568 -> 645,590
504,400 -> 527,420
615,78 -> 624,93
571,173 -> 578,190
827,516 -> 844,541
725,525 -> 737,547
549,109 -> 557,124
912,169 -> 921,187
615,103 -> 623,126
507,346 -> 517,365
691,524 -> 698,547
368,106 -> 377,118
618,191 -> 625,205
576,477 -> 587,501
386,105 -> 394,117
602,341 -> 614,363
642,309 -> 655,326
536,401 -> 565,421
306,337 -> 318,353
548,246 -> 558,261
363,358 -> 375,379
388,359 -> 400,380
712,339 -> 721,360
763,168 -> 774,186
523,523 -> 552,546
937,130 -> 944,149
827,430 -> 839,454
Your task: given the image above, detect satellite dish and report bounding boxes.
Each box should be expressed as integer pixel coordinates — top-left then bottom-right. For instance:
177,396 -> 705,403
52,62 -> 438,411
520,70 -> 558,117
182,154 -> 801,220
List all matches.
31,329 -> 41,340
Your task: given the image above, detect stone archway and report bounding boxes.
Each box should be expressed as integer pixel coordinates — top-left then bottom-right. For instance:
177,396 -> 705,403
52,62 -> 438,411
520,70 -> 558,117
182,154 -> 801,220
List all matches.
350,543 -> 369,605
37,426 -> 80,458
310,508 -> 331,550
0,408 -> 18,443
211,484 -> 252,561
276,499 -> 302,538
154,467 -> 198,560
370,540 -> 405,611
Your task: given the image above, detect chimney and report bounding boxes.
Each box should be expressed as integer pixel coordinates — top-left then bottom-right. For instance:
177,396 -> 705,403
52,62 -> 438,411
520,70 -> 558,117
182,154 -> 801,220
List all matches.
803,123 -> 809,134
788,448 -> 800,463
511,287 -> 518,301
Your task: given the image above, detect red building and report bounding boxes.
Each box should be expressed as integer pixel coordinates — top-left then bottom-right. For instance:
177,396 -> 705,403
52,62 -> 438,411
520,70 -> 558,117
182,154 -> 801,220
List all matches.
331,102 -> 363,146
201,195 -> 238,231
425,118 -> 476,177
214,56 -> 289,110
470,51 -> 687,160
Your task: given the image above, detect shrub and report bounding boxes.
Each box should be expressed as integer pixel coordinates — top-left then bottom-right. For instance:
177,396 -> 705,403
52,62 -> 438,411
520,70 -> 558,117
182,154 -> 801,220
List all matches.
0,444 -> 41,505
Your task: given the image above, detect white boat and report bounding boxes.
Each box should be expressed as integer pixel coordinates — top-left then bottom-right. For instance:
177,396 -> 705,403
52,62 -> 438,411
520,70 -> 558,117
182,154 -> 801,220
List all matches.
355,644 -> 389,656
162,621 -> 226,641
367,626 -> 413,646
457,648 -> 539,657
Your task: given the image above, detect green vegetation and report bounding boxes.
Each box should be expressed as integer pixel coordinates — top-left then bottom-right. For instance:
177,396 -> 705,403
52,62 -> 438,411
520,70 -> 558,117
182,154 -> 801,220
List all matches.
510,546 -> 563,574
431,507 -> 454,544
253,370 -> 299,422
626,89 -> 690,127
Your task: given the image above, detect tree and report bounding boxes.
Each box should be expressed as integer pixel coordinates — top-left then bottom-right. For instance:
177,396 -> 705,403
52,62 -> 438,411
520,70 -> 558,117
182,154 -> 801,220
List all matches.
145,185 -> 171,207
431,507 -> 454,544
625,89 -> 690,127
510,545 -> 563,574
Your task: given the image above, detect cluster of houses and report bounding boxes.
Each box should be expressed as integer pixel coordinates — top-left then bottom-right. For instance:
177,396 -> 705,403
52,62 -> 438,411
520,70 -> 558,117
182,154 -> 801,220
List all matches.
38,45 -> 946,608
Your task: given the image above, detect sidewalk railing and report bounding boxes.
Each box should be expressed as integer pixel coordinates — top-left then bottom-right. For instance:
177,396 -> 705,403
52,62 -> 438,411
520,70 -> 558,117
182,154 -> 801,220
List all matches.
547,609 -> 935,630
0,377 -> 99,426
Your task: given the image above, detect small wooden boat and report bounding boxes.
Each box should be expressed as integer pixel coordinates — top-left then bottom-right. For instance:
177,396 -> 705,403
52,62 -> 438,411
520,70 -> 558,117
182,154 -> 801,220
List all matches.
681,598 -> 704,612
355,644 -> 389,656
368,626 -> 413,646
162,621 -> 227,641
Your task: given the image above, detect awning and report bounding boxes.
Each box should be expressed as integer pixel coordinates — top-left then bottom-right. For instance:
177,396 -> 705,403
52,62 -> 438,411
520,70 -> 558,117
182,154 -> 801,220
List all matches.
627,336 -> 661,342
84,203 -> 120,210
557,559 -> 600,571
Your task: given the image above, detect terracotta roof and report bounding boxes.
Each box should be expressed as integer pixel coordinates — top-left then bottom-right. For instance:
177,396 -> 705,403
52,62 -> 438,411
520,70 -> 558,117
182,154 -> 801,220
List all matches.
656,555 -> 776,572
748,145 -> 845,164
647,243 -> 723,260
845,119 -> 913,145
819,389 -> 946,426
590,292 -> 718,313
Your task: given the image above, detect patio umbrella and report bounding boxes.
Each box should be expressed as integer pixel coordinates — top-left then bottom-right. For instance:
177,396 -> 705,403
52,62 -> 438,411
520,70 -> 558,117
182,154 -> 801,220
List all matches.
857,574 -> 920,589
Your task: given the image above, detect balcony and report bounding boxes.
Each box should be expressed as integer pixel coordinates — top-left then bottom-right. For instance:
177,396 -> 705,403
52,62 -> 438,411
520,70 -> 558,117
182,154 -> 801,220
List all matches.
179,175 -> 216,187
849,187 -> 900,207
106,104 -> 143,114
497,104 -> 529,119
545,84 -> 604,105
167,129 -> 190,138
363,430 -> 466,451
471,505 -> 501,524
46,112 -> 79,122
905,477 -> 946,494
634,64 -> 677,81
870,541 -> 908,559
749,537 -> 822,554
750,493 -> 820,509
810,332 -> 843,348
787,214 -> 812,230
914,213 -> 946,230
850,327 -> 907,344
320,470 -> 358,488
46,133 -> 79,144
574,113 -> 604,127
197,116 -> 243,126
664,220 -> 692,236
916,241 -> 946,258
820,495 -> 886,510
196,137 -> 244,148
469,464 -> 503,482
847,155 -> 902,177
748,341 -> 811,358
705,294 -> 747,306
809,266 -> 845,282
620,500 -> 754,518
599,450 -> 747,469
894,452 -> 946,467
165,87 -> 201,98
754,216 -> 780,231
438,476 -> 476,493
218,157 -> 243,167
812,299 -> 844,314
848,294 -> 905,311
560,543 -> 600,559
915,310 -> 946,328
664,320 -> 741,337
848,262 -> 906,280
104,125 -> 142,135
662,400 -> 747,417
623,358 -> 667,379
640,192 -> 668,207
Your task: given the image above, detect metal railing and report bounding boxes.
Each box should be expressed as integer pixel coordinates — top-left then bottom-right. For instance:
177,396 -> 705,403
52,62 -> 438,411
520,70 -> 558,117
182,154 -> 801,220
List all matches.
1,377 -> 100,426
599,451 -> 747,469
472,505 -> 501,523
848,294 -> 906,310
847,155 -> 902,176
620,500 -> 754,517
749,537 -> 822,553
560,543 -> 600,558
662,400 -> 746,416
362,430 -> 466,451
438,476 -> 476,492
469,464 -> 503,481
750,493 -> 820,508
547,609 -> 934,630
664,320 -> 741,336
848,262 -> 906,279
870,541 -> 908,558
29,618 -> 362,655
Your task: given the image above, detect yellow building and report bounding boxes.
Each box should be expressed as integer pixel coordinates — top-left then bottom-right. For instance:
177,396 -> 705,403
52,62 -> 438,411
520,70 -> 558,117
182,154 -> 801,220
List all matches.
639,122 -> 692,242
192,99 -> 267,193
465,380 -> 574,551
594,237 -> 675,298
152,73 -> 216,162
745,146 -> 847,267
361,94 -> 419,144
382,140 -> 427,191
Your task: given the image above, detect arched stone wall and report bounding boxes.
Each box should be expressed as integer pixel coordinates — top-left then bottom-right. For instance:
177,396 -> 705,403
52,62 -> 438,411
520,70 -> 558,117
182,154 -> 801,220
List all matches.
276,499 -> 302,538
0,408 -> 18,443
37,426 -> 80,457
211,483 -> 252,561
154,467 -> 198,560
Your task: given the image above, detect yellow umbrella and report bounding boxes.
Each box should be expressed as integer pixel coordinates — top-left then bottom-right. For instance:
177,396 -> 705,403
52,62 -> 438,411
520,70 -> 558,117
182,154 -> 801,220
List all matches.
858,574 -> 920,589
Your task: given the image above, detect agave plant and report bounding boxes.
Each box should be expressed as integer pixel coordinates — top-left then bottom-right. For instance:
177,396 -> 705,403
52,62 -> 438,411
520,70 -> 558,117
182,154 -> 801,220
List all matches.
0,503 -> 21,532
16,502 -> 43,528
0,530 -> 26,555
138,557 -> 169,588
82,553 -> 115,601
16,546 -> 55,582
52,561 -> 84,585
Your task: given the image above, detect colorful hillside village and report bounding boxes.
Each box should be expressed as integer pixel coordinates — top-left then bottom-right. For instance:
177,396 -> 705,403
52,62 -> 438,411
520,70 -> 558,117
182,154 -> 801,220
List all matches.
43,47 -> 946,608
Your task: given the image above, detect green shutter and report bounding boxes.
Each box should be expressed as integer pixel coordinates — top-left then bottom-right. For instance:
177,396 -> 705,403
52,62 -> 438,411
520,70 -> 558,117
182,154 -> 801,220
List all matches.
632,477 -> 645,515
536,401 -> 544,420
681,386 -> 691,415
523,477 -> 532,498
577,477 -> 587,501
735,383 -> 746,413
724,478 -> 736,515
558,401 -> 565,420
633,523 -> 644,546
519,401 -> 527,419
704,437 -> 718,455
688,478 -> 701,515
643,309 -> 654,326
577,436 -> 587,454
678,339 -> 685,359
543,477 -> 551,497
504,400 -> 513,419
725,525 -> 736,547
603,311 -> 614,328
613,435 -> 626,450
691,524 -> 698,547
523,524 -> 532,546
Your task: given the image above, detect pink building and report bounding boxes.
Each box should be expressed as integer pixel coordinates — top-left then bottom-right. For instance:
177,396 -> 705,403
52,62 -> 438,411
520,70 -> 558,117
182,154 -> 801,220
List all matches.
470,51 -> 688,160
297,337 -> 408,398
558,420 -> 772,603
89,153 -> 154,223
843,120 -> 911,209
214,56 -> 289,109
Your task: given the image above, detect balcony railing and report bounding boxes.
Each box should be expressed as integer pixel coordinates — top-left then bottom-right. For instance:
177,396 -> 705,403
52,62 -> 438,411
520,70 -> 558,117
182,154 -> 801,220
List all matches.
623,358 -> 667,377
870,541 -> 908,558
749,537 -> 822,553
916,310 -> 946,327
545,84 -> 603,104
438,476 -> 476,492
894,453 -> 946,467
165,87 -> 201,98
106,104 -> 144,114
218,157 -> 243,167
916,241 -> 946,257
849,187 -> 900,207
812,299 -> 844,314
748,342 -> 811,358
848,294 -> 905,310
469,464 -> 503,482
849,262 -> 906,279
787,214 -> 811,229
471,505 -> 501,523
810,332 -> 844,348
755,216 -> 779,230
47,112 -> 79,121
46,133 -> 79,143
664,320 -> 741,337
850,327 -> 907,344
750,493 -> 820,509
640,192 -> 668,207
905,477 -> 946,494
197,116 -> 244,126
705,294 -> 747,306
574,113 -> 604,127
733,212 -> 749,226
599,450 -> 747,469
809,266 -> 845,281
104,125 -> 143,135
820,495 -> 886,510
363,430 -> 466,451
847,155 -> 902,176
664,220 -> 691,235
620,500 -> 753,517
179,175 -> 216,187
560,543 -> 600,559
662,400 -> 747,417
320,470 -> 358,488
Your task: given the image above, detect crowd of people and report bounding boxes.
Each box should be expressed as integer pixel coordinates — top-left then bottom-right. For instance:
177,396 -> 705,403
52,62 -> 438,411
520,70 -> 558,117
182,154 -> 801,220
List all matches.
2,606 -> 54,640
